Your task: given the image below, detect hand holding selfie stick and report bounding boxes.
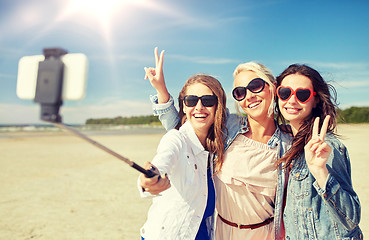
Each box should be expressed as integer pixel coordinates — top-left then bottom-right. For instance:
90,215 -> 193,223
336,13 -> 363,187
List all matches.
31,47 -> 156,178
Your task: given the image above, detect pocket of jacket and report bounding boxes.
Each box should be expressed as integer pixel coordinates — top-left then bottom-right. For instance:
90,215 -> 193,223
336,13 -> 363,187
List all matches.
289,167 -> 310,198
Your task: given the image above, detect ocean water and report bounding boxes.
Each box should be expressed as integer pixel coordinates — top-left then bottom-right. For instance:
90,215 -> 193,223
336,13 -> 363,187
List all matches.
0,124 -> 166,138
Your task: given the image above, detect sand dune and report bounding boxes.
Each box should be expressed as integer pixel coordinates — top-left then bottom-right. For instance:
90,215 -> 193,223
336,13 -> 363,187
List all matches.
0,124 -> 367,239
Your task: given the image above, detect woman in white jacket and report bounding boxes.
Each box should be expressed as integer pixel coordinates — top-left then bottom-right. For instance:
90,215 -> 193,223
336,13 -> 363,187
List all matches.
139,73 -> 227,240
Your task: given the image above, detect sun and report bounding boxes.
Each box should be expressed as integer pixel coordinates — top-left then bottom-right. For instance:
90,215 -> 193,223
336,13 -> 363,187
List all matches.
60,0 -> 147,44
65,0 -> 125,27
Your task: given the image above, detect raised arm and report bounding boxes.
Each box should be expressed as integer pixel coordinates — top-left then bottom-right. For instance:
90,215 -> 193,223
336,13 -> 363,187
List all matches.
145,47 -> 180,130
144,47 -> 170,104
305,116 -> 361,231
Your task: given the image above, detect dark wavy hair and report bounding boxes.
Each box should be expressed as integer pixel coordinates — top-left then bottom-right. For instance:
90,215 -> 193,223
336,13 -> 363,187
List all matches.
275,64 -> 338,168
177,74 -> 227,171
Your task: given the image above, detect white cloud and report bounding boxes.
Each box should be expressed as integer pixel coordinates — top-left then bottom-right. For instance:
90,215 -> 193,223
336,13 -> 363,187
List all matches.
279,61 -> 369,91
216,16 -> 249,25
62,99 -> 153,124
339,101 -> 369,109
0,1 -> 61,39
0,73 -> 15,79
311,61 -> 369,71
169,54 -> 239,65
279,61 -> 369,72
90,53 -> 152,64
0,99 -> 154,125
0,103 -> 41,124
90,52 -> 240,66
331,80 -> 369,88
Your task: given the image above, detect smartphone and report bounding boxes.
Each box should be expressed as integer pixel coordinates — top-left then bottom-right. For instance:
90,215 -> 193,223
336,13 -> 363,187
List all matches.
16,53 -> 88,100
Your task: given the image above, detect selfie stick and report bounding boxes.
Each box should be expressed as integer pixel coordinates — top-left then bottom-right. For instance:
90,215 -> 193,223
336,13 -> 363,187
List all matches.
53,122 -> 156,177
33,48 -> 156,178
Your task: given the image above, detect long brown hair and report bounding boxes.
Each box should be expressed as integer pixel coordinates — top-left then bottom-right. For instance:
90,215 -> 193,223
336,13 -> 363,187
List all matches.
275,64 -> 338,168
178,74 -> 227,171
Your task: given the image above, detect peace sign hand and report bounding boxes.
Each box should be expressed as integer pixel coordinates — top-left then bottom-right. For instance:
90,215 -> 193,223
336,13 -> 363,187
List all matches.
304,116 -> 332,188
144,47 -> 170,103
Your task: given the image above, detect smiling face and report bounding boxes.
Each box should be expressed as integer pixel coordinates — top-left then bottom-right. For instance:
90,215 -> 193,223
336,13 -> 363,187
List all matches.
233,70 -> 272,121
183,83 -> 216,138
278,73 -> 319,134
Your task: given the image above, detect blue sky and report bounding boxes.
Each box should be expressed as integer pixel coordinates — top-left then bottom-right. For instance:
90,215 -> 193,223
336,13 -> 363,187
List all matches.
1,0 -> 369,124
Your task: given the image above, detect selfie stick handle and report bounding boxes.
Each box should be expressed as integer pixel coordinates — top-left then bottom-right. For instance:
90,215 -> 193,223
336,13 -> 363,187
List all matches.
53,122 -> 156,178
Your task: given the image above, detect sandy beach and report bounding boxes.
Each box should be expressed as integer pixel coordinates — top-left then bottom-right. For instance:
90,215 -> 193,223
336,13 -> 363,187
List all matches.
0,124 -> 367,239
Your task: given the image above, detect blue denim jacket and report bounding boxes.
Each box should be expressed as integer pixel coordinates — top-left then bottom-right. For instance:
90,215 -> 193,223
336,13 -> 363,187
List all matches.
274,134 -> 363,240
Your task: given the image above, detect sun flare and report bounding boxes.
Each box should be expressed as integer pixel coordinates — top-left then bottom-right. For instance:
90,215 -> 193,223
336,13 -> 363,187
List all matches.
66,0 -> 125,24
61,0 -> 148,43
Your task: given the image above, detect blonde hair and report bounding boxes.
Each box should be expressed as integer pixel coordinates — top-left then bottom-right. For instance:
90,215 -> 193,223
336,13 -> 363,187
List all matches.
233,62 -> 276,117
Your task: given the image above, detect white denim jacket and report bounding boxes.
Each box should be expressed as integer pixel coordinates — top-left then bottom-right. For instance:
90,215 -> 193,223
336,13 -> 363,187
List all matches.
139,121 -> 215,240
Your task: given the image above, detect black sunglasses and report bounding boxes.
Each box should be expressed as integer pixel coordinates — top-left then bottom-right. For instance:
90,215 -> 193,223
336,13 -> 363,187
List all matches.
232,78 -> 266,101
183,95 -> 218,107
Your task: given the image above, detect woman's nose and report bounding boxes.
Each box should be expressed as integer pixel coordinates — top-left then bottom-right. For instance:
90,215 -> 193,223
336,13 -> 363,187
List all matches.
287,93 -> 298,103
195,99 -> 204,109
246,89 -> 256,99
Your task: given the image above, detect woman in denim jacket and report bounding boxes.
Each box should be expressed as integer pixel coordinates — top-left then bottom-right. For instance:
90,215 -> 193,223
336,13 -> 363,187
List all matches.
273,64 -> 362,239
142,48 -> 291,239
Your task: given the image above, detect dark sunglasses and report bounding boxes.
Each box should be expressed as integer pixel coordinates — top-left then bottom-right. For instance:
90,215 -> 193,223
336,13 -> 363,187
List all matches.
277,86 -> 316,104
232,78 -> 266,101
183,95 -> 218,107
